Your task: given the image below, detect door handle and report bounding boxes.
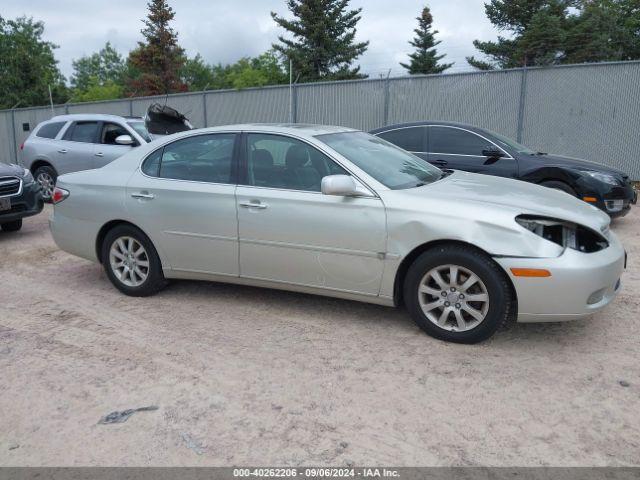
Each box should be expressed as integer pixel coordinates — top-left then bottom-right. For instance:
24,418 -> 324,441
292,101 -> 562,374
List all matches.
131,192 -> 155,200
58,149 -> 68,154
239,201 -> 268,209
95,152 -> 104,157
432,159 -> 448,166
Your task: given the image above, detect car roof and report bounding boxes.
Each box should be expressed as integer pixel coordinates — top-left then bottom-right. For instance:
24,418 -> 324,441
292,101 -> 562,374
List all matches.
370,120 -> 484,134
47,114 -> 144,123
189,123 -> 358,137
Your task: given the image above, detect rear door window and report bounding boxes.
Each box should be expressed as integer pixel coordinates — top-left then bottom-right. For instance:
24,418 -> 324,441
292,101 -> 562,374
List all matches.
429,127 -> 488,156
377,127 -> 424,152
157,133 -> 236,184
36,121 -> 66,139
63,121 -> 100,143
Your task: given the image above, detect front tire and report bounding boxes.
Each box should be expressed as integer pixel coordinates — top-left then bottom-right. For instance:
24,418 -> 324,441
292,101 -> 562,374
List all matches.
34,165 -> 57,203
101,224 -> 167,297
1,219 -> 23,232
403,244 -> 514,344
540,180 -> 576,197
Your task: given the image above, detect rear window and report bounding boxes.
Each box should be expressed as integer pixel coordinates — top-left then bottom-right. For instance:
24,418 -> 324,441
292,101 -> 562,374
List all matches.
377,127 -> 424,152
63,121 -> 99,143
36,122 -> 66,139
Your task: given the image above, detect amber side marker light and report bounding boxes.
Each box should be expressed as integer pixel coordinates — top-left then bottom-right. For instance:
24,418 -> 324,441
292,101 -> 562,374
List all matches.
510,268 -> 552,278
583,196 -> 598,203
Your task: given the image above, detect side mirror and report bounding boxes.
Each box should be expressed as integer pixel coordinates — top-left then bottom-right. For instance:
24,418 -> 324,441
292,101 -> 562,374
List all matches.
321,175 -> 363,197
482,147 -> 505,158
115,134 -> 134,146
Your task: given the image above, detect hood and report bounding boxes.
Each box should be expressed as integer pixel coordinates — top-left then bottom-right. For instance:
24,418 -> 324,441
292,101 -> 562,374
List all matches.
0,163 -> 26,177
527,153 -> 628,179
400,170 -> 610,233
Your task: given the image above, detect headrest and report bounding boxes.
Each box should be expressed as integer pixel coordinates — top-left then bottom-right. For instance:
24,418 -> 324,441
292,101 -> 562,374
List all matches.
253,149 -> 274,168
285,144 -> 310,169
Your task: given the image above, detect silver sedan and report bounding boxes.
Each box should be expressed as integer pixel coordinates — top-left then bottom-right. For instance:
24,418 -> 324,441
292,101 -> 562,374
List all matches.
49,124 -> 625,343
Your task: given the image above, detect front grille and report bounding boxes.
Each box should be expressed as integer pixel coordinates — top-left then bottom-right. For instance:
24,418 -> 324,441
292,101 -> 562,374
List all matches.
0,177 -> 21,197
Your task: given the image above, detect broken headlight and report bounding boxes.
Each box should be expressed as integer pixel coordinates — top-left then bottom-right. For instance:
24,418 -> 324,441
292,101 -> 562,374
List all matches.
516,215 -> 609,253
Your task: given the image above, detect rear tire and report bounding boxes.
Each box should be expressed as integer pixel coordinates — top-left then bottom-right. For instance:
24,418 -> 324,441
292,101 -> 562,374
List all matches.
34,165 -> 57,203
101,224 -> 167,297
403,244 -> 514,344
1,219 -> 23,232
540,180 -> 576,197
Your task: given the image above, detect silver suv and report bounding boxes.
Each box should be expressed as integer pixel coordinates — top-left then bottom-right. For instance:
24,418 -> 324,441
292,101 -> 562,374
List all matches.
22,114 -> 152,201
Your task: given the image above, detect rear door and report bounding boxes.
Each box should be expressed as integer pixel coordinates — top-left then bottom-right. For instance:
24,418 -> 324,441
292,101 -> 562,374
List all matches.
427,126 -> 517,177
93,121 -> 137,168
56,121 -> 100,174
125,132 -> 239,275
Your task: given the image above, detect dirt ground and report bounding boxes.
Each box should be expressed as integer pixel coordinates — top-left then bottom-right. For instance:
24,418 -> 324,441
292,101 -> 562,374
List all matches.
0,205 -> 639,467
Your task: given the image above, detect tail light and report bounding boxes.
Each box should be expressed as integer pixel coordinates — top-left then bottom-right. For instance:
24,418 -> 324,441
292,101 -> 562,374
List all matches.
51,187 -> 69,204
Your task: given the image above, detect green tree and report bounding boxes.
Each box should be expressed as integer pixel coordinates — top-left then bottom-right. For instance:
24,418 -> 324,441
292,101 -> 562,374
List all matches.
71,79 -> 123,102
125,0 -> 187,96
564,0 -> 640,63
466,0 -> 575,69
71,42 -> 125,92
181,54 -> 216,91
271,0 -> 369,81
0,16 -> 67,109
401,6 -> 452,74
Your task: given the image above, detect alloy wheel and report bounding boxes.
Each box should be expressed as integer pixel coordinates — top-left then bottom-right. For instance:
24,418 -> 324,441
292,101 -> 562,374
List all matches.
109,236 -> 150,287
418,264 -> 490,332
36,172 -> 55,200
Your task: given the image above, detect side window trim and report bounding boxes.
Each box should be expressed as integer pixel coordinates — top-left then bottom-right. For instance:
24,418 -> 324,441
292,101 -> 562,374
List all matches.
427,125 -> 513,159
138,132 -> 240,186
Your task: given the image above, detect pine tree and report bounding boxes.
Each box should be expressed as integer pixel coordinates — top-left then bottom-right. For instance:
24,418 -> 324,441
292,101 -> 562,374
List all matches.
401,6 -> 452,74
466,0 -> 574,70
271,0 -> 369,81
125,0 -> 186,96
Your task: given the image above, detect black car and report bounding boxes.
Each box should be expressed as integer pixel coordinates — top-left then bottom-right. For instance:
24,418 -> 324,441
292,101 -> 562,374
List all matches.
0,163 -> 44,232
370,121 -> 637,217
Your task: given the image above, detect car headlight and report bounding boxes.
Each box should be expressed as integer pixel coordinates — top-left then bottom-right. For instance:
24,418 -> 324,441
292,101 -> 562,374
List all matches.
515,215 -> 609,253
582,171 -> 619,186
22,168 -> 35,185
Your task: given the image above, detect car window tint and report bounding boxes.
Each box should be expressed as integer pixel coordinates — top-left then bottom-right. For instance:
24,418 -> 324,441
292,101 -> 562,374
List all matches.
142,148 -> 162,177
158,134 -> 235,183
101,123 -> 130,145
36,122 -> 66,139
377,127 -> 424,152
246,134 -> 347,192
64,121 -> 99,143
429,127 -> 488,156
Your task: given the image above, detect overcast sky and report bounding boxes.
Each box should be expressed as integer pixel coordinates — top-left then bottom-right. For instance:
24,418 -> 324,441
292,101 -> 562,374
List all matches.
2,0 -> 499,79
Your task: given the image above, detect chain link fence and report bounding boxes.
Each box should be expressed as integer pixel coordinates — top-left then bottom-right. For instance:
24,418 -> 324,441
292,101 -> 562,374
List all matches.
1,60 -> 639,178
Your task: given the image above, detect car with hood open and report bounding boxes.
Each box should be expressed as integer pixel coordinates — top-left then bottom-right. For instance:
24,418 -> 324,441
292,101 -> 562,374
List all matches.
21,104 -> 192,202
370,121 -> 637,218
49,124 -> 625,344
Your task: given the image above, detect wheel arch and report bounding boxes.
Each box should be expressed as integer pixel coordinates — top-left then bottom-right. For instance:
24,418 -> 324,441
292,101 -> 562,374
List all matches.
30,159 -> 57,175
393,239 -> 518,309
95,220 -> 156,264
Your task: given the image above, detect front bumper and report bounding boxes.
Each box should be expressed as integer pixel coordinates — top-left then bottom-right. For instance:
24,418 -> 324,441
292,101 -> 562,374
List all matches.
592,183 -> 636,218
0,181 -> 44,223
495,231 -> 625,322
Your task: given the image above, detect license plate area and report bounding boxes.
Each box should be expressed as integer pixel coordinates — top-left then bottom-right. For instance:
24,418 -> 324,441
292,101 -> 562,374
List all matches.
0,197 -> 10,212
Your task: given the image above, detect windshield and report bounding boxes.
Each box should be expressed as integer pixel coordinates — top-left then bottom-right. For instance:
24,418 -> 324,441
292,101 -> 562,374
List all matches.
485,129 -> 535,155
127,121 -> 152,143
317,131 -> 443,189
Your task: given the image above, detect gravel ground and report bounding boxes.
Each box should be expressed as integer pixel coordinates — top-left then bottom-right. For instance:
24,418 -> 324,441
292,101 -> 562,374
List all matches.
0,205 -> 638,466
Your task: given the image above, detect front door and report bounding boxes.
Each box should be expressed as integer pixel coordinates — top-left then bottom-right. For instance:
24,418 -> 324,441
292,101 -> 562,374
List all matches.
427,126 -> 518,178
93,122 -> 135,168
236,133 -> 387,295
125,132 -> 239,276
